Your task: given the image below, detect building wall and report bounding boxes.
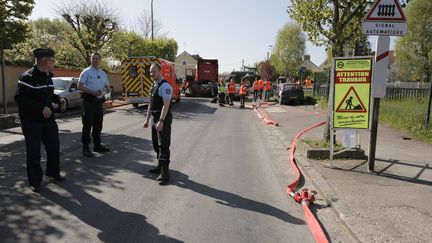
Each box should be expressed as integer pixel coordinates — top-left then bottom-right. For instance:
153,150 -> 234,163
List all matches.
175,52 -> 197,80
0,65 -> 121,106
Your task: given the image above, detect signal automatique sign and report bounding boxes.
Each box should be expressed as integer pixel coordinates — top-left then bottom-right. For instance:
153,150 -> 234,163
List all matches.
333,58 -> 373,129
362,0 -> 407,36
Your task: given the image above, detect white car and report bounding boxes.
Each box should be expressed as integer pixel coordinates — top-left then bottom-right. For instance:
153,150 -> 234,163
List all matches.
52,77 -> 112,113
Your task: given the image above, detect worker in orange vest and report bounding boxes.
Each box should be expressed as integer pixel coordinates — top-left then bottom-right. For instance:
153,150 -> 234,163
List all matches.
258,79 -> 264,99
264,79 -> 272,101
227,78 -> 236,106
239,80 -> 247,108
252,79 -> 259,102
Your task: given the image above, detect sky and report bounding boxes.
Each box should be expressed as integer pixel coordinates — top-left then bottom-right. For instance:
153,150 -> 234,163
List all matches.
29,0 -> 395,73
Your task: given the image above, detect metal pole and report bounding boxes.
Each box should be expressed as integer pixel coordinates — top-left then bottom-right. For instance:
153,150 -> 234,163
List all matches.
151,0 -> 154,40
426,75 -> 432,128
1,45 -> 7,114
368,98 -> 380,171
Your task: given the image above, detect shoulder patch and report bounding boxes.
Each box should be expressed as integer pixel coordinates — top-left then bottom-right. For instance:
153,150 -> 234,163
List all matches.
166,89 -> 171,95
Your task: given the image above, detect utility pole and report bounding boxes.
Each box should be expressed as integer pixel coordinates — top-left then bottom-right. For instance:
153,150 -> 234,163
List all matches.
151,0 -> 154,40
426,75 -> 432,128
1,43 -> 8,114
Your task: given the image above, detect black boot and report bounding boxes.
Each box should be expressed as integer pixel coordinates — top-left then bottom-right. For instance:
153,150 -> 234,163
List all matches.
82,146 -> 94,157
149,161 -> 162,174
156,162 -> 170,183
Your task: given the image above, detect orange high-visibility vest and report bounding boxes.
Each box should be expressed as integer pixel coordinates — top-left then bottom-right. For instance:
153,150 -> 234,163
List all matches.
240,84 -> 247,95
258,80 -> 264,90
253,81 -> 259,91
228,83 -> 236,94
264,81 -> 272,91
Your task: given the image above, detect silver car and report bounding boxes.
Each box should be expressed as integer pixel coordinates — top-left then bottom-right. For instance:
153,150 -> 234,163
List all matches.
52,77 -> 82,113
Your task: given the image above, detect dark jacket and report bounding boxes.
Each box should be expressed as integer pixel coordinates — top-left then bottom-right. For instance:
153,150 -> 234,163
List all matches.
14,65 -> 60,122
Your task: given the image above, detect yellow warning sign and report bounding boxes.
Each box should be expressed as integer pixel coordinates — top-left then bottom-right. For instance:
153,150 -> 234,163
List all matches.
333,58 -> 372,129
336,87 -> 367,113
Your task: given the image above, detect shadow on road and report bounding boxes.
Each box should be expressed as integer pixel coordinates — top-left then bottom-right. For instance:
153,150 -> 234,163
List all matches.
0,131 -> 182,243
333,158 -> 432,187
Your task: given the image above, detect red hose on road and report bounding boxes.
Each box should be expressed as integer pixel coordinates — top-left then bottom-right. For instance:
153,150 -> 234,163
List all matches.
286,121 -> 328,243
253,102 -> 279,126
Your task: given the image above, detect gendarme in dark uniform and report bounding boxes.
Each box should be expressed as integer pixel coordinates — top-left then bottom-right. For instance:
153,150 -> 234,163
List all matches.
144,63 -> 173,184
14,48 -> 65,192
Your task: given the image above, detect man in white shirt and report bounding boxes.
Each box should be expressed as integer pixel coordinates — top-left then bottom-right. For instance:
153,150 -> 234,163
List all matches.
78,53 -> 111,157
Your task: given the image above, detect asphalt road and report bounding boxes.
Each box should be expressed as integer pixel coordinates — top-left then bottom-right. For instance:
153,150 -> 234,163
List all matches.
0,97 -> 349,243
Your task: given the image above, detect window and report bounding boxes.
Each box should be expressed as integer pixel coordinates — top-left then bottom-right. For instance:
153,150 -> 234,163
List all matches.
70,82 -> 78,90
182,60 -> 186,65
129,66 -> 137,78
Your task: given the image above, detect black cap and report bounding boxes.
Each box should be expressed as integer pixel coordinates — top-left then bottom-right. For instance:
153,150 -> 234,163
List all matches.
33,48 -> 55,58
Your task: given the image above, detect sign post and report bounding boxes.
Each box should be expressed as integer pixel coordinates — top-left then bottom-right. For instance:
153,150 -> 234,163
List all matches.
330,57 -> 373,165
362,0 -> 407,172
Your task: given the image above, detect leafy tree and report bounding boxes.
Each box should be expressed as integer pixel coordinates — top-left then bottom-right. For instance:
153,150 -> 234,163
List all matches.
287,0 -> 372,58
270,23 -> 305,79
6,18 -> 86,69
258,60 -> 276,81
107,30 -> 178,63
56,0 -> 120,65
0,0 -> 34,48
395,0 -> 432,83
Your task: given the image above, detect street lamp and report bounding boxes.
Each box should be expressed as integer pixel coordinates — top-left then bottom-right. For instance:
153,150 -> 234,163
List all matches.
151,0 -> 154,40
267,45 -> 273,60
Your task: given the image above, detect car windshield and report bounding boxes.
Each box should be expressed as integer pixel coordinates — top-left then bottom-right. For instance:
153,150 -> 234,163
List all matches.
283,84 -> 302,91
53,79 -> 69,90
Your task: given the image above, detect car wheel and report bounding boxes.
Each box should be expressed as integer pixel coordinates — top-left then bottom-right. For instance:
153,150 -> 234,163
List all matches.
132,103 -> 139,108
59,99 -> 68,113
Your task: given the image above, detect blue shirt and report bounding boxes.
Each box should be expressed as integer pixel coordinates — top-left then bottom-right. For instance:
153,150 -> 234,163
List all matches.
78,66 -> 110,94
156,78 -> 172,101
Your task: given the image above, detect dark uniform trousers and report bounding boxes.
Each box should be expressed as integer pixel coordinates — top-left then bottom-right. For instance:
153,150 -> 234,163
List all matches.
240,94 -> 246,107
21,119 -> 60,187
81,95 -> 104,147
151,112 -> 172,165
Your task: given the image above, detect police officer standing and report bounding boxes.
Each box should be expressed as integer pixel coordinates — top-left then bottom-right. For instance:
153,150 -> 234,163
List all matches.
78,53 -> 111,157
14,48 -> 66,192
144,63 -> 173,184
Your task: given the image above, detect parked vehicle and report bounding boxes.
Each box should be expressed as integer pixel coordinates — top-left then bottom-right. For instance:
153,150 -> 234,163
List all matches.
52,77 -> 112,112
121,56 -> 181,107
274,83 -> 304,105
194,58 -> 218,97
52,77 -> 82,113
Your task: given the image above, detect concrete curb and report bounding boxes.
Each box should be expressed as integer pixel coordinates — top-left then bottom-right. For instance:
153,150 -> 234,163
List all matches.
268,124 -> 362,243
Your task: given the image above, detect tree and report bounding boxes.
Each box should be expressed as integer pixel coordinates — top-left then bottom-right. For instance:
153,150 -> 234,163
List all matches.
270,23 -> 306,79
395,0 -> 432,83
56,0 -> 120,65
287,0 -> 373,58
0,0 -> 35,47
6,18 -> 86,69
258,60 -> 276,81
107,30 -> 178,63
133,10 -> 167,39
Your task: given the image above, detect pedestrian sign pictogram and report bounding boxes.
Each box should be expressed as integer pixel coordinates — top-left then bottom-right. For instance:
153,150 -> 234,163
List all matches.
362,0 -> 407,36
335,87 -> 367,113
332,57 -> 373,129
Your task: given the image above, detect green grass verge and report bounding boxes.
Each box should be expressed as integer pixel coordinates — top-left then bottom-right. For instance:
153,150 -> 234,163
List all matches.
316,96 -> 432,144
380,98 -> 432,143
301,138 -> 343,150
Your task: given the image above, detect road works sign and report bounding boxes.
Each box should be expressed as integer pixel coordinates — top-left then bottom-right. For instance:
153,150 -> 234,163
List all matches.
362,0 -> 407,36
332,57 -> 373,129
